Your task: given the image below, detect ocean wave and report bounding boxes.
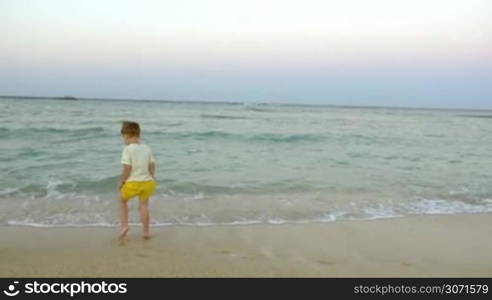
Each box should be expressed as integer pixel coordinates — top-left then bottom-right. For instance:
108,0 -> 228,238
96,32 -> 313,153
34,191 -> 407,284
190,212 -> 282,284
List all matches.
457,114 -> 492,119
245,107 -> 272,112
0,188 -> 19,196
242,102 -> 274,112
0,126 -> 107,137
147,130 -> 326,143
163,180 -> 318,195
146,130 -> 393,145
2,196 -> 491,228
2,126 -> 387,146
200,114 -> 250,120
4,176 -> 119,198
3,178 -> 317,200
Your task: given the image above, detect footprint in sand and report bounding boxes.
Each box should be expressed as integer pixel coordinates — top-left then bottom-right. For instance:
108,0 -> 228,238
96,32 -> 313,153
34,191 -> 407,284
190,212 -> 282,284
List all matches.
260,247 -> 275,259
317,260 -> 336,265
220,250 -> 240,257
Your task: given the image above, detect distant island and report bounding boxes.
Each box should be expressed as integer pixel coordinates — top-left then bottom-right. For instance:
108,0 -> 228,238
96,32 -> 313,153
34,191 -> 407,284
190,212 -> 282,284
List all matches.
0,95 -> 78,101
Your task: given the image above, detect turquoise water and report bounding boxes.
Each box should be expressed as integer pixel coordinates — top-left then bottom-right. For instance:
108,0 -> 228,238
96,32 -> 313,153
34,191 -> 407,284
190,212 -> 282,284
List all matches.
1,98 -> 492,227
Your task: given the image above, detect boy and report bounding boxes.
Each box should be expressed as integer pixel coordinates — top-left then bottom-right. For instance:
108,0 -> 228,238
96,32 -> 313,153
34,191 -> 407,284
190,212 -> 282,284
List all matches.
118,121 -> 156,239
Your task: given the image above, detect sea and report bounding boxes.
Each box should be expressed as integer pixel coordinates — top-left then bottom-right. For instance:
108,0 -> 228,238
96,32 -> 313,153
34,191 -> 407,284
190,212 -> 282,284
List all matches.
1,97 -> 491,227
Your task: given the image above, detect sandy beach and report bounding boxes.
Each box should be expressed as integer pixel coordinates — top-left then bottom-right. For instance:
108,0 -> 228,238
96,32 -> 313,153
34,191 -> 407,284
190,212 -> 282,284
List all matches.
1,213 -> 491,277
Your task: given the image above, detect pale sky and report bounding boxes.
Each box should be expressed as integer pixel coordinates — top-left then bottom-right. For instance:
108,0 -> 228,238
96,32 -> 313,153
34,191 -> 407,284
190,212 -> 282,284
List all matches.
1,0 -> 491,109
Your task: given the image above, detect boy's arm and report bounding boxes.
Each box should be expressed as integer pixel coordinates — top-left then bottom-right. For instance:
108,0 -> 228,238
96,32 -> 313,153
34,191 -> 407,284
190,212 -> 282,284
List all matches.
148,162 -> 155,179
119,164 -> 132,189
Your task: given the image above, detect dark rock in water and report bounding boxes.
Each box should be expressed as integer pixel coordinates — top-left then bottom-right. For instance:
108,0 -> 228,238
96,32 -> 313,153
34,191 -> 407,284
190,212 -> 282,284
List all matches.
59,96 -> 78,100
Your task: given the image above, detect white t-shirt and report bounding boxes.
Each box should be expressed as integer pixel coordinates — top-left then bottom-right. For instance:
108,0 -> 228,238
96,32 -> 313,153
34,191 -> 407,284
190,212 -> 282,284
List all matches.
121,143 -> 156,182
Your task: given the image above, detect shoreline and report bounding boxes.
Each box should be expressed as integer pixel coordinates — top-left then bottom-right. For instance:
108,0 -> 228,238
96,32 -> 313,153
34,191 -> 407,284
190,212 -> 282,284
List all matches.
1,213 -> 491,277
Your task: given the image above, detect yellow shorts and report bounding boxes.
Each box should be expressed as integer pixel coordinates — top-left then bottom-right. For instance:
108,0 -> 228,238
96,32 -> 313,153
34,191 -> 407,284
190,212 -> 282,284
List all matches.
120,180 -> 156,202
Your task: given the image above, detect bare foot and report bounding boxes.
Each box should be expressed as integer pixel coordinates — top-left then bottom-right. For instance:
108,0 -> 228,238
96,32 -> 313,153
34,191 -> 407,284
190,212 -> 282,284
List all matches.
143,231 -> 151,240
119,226 -> 129,240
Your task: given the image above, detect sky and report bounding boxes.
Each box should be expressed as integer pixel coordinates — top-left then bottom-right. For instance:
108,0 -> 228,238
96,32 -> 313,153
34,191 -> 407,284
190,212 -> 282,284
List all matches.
1,0 -> 491,109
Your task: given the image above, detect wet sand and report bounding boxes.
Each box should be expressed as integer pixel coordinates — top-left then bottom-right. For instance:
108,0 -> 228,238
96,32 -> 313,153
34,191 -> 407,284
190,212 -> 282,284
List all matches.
1,213 -> 491,277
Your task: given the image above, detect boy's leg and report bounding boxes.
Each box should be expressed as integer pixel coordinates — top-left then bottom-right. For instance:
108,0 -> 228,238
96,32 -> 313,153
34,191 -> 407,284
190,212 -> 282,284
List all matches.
119,195 -> 129,238
138,198 -> 150,239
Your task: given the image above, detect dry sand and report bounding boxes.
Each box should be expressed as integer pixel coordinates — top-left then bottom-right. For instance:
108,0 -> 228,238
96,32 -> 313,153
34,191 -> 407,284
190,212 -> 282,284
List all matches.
1,213 -> 491,277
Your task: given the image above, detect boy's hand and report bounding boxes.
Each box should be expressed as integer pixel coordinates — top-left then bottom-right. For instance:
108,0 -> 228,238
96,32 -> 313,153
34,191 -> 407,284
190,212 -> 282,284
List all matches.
119,164 -> 131,190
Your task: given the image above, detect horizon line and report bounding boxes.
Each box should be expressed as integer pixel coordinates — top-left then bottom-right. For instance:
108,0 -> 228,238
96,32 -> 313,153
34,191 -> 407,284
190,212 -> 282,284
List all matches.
0,94 -> 490,112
